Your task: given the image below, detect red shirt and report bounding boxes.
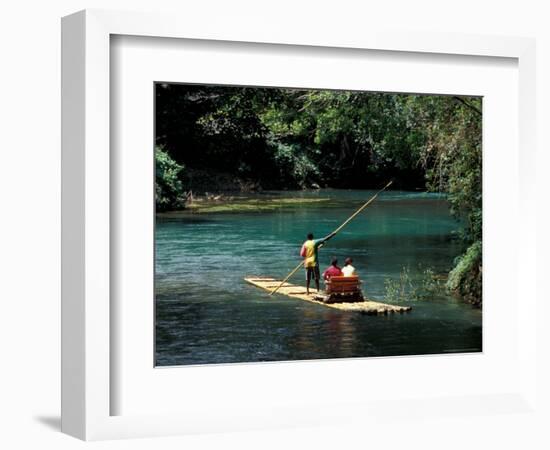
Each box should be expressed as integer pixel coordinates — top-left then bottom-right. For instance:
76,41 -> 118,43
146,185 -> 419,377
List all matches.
323,265 -> 343,280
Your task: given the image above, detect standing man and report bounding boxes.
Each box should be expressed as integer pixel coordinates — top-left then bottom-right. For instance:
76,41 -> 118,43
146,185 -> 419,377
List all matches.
300,232 -> 336,294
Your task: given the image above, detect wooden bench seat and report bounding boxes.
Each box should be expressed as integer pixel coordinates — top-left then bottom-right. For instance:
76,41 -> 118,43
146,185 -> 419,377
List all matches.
325,276 -> 361,294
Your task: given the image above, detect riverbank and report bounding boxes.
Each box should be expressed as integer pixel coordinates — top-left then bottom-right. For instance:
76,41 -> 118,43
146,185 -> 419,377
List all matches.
156,188 -> 450,215
158,193 -> 331,214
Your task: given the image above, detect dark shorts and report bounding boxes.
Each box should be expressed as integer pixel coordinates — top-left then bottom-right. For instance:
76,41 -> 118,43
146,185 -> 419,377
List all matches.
305,265 -> 320,282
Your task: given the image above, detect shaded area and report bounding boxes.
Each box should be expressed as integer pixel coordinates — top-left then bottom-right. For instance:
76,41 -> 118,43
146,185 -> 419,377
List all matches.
34,416 -> 61,432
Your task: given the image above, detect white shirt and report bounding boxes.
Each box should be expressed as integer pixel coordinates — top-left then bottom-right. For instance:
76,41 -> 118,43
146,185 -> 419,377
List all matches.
342,265 -> 356,277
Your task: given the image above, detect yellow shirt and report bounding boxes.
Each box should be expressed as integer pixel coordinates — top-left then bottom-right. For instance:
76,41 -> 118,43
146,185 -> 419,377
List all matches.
301,239 -> 321,268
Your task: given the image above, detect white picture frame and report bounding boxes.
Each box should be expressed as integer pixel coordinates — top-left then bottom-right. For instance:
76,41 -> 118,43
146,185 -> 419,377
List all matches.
61,9 -> 537,441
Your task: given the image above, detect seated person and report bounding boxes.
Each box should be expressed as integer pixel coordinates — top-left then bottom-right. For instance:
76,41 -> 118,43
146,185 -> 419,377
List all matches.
342,257 -> 357,277
323,257 -> 343,281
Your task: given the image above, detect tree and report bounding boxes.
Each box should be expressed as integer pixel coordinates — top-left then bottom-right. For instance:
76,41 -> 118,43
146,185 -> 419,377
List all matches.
155,146 -> 185,211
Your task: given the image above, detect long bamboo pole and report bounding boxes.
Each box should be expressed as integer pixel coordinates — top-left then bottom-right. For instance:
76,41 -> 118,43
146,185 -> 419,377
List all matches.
269,180 -> 393,295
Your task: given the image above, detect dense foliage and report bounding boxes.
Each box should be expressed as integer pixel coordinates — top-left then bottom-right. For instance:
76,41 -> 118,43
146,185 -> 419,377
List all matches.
446,241 -> 482,306
155,146 -> 185,212
155,84 -> 482,304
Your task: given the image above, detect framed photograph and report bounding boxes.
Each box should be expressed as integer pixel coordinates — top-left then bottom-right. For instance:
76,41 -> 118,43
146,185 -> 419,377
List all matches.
61,9 -> 537,440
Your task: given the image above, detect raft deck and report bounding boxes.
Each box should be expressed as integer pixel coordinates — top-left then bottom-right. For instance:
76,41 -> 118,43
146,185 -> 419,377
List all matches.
244,277 -> 412,315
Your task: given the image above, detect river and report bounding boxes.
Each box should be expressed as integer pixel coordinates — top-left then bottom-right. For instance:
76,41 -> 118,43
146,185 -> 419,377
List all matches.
155,189 -> 482,366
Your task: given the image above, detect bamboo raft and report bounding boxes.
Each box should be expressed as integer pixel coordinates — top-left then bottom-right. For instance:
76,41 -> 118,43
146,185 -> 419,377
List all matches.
245,277 -> 412,315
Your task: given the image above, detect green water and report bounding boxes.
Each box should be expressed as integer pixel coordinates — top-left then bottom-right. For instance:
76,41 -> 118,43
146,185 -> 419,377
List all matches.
155,190 -> 482,366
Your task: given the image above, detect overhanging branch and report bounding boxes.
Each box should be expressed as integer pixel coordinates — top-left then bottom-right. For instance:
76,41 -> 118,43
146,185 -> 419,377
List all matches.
452,96 -> 482,116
